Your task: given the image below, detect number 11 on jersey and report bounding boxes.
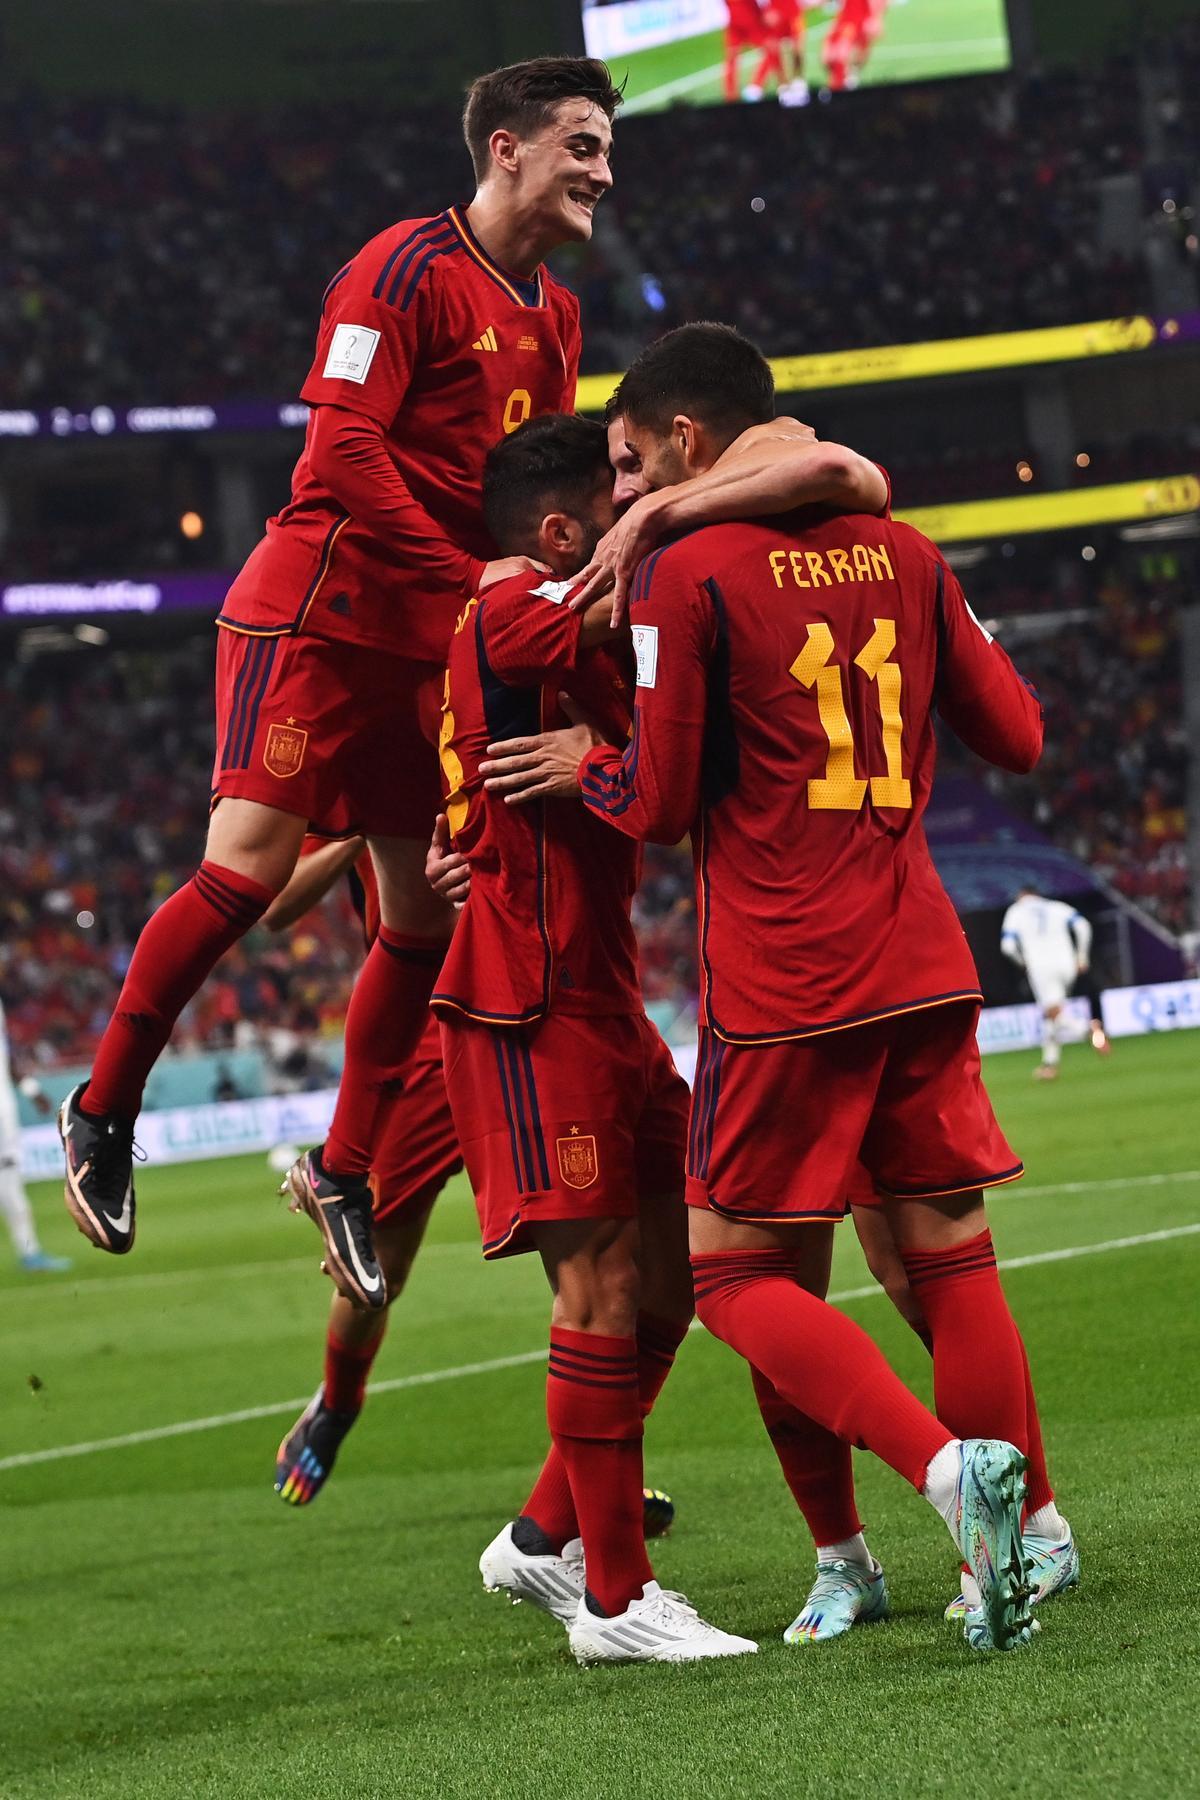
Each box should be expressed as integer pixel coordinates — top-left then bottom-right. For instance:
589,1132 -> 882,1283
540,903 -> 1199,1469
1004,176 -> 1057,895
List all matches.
789,618 -> 912,811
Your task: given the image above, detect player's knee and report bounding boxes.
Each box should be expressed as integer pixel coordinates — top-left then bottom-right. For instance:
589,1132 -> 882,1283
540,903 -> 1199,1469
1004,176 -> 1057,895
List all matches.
554,1256 -> 641,1337
205,799 -> 304,892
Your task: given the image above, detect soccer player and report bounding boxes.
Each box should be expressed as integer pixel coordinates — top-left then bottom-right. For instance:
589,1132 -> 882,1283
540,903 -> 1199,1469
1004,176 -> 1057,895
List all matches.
1001,887 -> 1108,1078
59,57 -> 621,1307
0,996 -> 71,1274
724,0 -> 767,102
486,324 -> 1055,1653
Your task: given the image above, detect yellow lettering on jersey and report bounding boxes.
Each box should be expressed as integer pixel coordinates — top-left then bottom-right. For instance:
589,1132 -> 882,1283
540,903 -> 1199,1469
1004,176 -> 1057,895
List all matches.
788,549 -> 811,588
854,618 -> 912,807
502,388 -> 532,435
769,550 -> 788,588
804,551 -> 833,587
868,544 -> 896,583
826,548 -> 853,583
788,624 -> 867,810
851,543 -> 873,580
438,661 -> 469,834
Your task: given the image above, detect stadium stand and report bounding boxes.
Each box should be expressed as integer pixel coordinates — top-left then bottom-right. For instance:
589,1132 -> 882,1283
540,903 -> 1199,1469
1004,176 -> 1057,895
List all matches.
0,64 -> 1166,411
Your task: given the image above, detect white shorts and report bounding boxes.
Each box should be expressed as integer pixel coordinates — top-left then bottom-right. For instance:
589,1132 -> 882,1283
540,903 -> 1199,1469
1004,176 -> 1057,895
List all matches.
1025,962 -> 1077,1010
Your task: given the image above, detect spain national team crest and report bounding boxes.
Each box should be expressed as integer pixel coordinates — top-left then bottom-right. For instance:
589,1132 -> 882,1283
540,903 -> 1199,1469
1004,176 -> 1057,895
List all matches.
557,1127 -> 599,1190
263,721 -> 308,779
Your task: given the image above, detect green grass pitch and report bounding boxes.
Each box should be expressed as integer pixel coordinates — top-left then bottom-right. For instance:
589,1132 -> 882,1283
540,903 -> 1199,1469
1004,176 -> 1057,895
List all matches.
611,0 -> 1011,115
2,1031 -> 1198,1797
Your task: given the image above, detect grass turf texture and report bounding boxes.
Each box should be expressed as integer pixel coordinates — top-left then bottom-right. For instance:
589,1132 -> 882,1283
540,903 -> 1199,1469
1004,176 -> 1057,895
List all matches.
611,0 -> 1011,115
2,1031 -> 1198,1797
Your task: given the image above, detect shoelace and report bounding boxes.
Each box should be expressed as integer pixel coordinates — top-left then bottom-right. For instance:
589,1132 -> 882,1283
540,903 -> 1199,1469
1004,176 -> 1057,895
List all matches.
92,1120 -> 143,1190
643,1590 -> 700,1626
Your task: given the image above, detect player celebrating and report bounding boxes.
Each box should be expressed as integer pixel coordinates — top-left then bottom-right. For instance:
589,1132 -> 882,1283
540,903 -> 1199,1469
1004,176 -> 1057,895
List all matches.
1001,886 -> 1108,1078
60,58 -> 620,1307
486,325 -> 1052,1653
724,0 -> 767,102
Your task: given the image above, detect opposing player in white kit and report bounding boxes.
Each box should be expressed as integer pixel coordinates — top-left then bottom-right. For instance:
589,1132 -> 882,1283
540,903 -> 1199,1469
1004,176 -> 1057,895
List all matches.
0,997 -> 72,1273
1000,888 -> 1109,1079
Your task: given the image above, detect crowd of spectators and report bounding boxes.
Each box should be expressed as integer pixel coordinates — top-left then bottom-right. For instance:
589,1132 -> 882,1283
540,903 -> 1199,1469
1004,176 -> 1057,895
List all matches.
0,59 -> 1170,413
1,551 -> 1190,1073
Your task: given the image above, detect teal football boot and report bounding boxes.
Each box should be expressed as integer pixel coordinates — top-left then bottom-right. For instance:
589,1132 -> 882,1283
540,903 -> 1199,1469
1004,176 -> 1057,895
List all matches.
784,1559 -> 889,1644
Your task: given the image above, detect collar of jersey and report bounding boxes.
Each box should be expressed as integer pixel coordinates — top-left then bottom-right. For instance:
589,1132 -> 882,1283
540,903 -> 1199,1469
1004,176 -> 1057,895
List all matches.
447,205 -> 544,309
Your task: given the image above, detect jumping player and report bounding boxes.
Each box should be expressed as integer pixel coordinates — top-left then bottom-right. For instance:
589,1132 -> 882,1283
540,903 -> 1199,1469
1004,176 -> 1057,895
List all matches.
60,58 -> 621,1309
485,325 -> 1054,1654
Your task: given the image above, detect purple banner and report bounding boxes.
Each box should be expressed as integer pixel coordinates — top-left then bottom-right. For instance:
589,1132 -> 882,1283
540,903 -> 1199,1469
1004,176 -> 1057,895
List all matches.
926,772 -> 1096,910
1,571 -> 231,619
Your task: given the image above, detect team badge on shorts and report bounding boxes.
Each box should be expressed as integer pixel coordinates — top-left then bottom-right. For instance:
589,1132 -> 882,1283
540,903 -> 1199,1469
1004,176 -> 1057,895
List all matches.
263,722 -> 308,779
557,1127 -> 599,1190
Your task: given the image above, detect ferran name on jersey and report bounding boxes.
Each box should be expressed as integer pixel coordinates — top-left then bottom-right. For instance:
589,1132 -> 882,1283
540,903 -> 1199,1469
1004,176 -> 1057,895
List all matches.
322,324 -> 381,384
632,625 -> 659,689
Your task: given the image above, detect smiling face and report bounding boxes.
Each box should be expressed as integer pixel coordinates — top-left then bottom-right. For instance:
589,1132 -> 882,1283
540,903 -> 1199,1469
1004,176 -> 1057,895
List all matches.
506,99 -> 614,244
606,415 -> 649,513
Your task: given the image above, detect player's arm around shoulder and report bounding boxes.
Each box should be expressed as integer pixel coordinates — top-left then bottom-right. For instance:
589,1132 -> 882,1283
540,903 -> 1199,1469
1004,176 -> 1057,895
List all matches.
578,545 -> 715,845
928,547 -> 1043,773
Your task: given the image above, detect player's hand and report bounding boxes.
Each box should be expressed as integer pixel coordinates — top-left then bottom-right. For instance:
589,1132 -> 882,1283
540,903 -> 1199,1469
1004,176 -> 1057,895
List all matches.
425,813 -> 471,907
480,721 -> 604,804
570,493 -> 665,627
478,555 -> 550,592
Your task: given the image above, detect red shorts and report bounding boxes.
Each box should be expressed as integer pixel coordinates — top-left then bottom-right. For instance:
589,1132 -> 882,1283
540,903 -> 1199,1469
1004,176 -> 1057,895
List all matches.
686,1001 -> 1021,1224
439,1010 -> 689,1259
370,1013 -> 462,1225
211,627 -> 443,838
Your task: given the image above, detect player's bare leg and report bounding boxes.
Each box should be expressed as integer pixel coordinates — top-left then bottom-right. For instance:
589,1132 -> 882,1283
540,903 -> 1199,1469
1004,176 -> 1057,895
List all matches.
295,835 -> 455,1309
689,1206 -> 1034,1651
1035,1003 -> 1063,1079
275,1198 -> 434,1505
63,797 -> 306,1254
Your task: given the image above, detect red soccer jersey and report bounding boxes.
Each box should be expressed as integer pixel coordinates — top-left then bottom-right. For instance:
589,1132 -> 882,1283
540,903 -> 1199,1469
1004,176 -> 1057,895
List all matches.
580,515 -> 1042,1043
432,573 -> 642,1024
219,207 -> 582,663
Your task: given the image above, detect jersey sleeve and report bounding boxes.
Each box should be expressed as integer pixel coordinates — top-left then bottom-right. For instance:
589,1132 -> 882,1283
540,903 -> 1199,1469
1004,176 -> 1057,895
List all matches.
299,251 -> 430,428
934,562 -> 1044,772
579,550 -> 714,845
480,580 -> 584,686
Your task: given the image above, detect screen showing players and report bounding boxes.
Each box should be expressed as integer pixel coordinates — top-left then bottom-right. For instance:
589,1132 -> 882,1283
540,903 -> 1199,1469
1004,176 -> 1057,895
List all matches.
580,0 -> 1012,115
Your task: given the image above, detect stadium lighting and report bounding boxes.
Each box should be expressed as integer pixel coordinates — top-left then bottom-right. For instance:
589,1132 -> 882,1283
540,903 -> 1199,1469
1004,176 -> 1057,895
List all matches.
1081,546 -> 1097,561
180,512 -> 205,539
1016,461 -> 1034,483
1076,452 -> 1091,468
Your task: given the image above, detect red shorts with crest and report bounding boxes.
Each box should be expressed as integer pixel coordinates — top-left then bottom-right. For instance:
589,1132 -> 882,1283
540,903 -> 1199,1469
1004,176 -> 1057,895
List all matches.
211,626 -> 443,838
370,1013 -> 462,1224
686,1001 -> 1021,1224
438,1010 -> 690,1258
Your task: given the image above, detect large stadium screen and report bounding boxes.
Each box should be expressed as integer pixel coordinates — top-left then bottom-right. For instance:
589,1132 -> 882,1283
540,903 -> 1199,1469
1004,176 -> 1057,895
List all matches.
581,0 -> 1012,115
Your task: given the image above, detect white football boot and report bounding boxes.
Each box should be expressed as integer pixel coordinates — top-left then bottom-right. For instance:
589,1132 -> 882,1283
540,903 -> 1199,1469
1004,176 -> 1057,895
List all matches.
479,1522 -> 585,1626
568,1581 -> 758,1666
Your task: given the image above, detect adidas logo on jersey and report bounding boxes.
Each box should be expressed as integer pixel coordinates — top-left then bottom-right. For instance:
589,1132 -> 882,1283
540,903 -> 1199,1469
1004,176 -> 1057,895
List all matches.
472,326 -> 499,353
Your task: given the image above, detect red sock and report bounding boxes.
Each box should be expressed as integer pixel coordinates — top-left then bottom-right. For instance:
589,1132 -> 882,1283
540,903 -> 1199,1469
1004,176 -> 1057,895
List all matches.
323,1321 -> 387,1414
691,1249 -> 951,1491
900,1231 -> 1027,1452
83,861 -> 275,1119
751,1365 -> 862,1546
546,1328 -> 652,1616
523,1313 -> 690,1550
753,43 -> 784,87
1019,1334 -> 1054,1514
322,928 -> 444,1178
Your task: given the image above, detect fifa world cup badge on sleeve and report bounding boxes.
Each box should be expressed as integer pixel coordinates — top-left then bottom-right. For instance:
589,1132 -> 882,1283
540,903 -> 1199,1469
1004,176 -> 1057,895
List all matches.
557,1126 -> 599,1190
263,722 -> 309,779
632,625 -> 658,688
322,324 -> 380,384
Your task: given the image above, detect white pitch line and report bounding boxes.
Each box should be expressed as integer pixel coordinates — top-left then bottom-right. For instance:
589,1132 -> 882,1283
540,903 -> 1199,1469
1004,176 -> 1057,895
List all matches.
3,1220 -> 1197,1476
11,1169 -> 1197,1302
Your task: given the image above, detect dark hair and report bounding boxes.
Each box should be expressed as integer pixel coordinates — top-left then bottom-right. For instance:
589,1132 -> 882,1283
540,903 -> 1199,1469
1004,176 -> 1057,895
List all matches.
463,57 -> 622,183
602,386 -> 624,426
483,413 -> 611,552
616,322 -> 775,438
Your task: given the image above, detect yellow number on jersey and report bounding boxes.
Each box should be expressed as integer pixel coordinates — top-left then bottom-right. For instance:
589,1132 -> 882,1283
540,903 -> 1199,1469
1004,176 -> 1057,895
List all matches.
502,388 -> 532,435
789,618 -> 912,811
438,603 -> 478,835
